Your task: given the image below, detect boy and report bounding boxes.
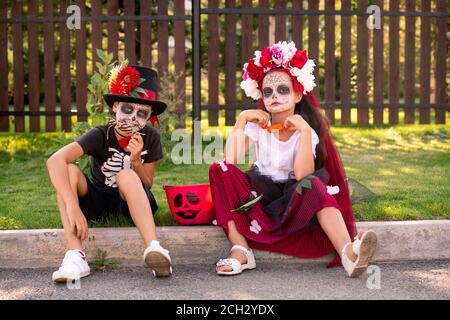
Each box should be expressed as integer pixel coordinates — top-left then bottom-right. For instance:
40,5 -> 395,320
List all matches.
47,65 -> 172,282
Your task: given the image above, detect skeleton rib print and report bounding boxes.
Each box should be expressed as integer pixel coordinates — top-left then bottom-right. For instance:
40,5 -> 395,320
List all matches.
101,147 -> 148,187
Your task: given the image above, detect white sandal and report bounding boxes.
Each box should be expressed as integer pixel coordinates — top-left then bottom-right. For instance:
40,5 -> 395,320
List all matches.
342,229 -> 378,278
143,240 -> 173,277
216,245 -> 256,276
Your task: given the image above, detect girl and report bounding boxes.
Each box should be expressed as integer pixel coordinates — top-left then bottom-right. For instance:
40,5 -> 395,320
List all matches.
209,41 -> 378,277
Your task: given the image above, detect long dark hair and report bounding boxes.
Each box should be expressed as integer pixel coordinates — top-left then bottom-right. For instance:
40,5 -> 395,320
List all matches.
294,96 -> 329,170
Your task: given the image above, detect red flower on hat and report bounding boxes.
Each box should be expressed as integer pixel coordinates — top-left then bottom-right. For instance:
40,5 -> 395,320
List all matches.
109,66 -> 141,95
246,59 -> 264,82
290,50 -> 308,69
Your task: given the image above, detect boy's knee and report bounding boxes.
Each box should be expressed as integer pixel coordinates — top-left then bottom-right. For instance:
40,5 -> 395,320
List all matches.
67,164 -> 82,180
116,168 -> 139,185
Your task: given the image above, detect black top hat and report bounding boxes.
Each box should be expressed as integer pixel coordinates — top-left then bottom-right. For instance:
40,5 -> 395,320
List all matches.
103,65 -> 167,116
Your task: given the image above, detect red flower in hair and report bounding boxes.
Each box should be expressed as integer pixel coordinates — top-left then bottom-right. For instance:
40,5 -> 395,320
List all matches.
292,78 -> 304,95
109,66 -> 141,95
259,47 -> 277,69
246,59 -> 264,82
290,50 -> 308,69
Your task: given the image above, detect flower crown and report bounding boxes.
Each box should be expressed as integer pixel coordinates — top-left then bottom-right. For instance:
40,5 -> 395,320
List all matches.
108,63 -> 146,97
240,41 -> 316,100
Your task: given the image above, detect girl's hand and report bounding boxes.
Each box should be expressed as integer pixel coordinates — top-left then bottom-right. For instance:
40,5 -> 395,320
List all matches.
284,114 -> 311,132
239,109 -> 270,127
127,134 -> 144,162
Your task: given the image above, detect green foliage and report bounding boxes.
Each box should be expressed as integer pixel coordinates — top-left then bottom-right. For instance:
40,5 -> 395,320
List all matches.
0,217 -> 22,230
0,133 -> 66,154
87,49 -> 120,127
89,248 -> 121,272
44,132 -> 71,157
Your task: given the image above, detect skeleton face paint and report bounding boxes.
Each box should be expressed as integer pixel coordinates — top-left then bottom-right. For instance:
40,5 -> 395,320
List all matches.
114,102 -> 151,133
262,71 -> 297,114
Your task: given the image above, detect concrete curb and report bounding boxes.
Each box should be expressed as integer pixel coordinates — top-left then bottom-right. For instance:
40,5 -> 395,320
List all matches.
0,220 -> 449,268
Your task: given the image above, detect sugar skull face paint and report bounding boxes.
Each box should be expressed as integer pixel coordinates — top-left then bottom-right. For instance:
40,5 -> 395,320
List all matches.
262,71 -> 299,114
114,102 -> 152,133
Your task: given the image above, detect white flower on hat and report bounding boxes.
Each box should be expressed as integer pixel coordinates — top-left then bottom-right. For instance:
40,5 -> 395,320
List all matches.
108,65 -> 122,84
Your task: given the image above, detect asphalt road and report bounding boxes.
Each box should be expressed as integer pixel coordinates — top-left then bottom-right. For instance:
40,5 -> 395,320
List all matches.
1,260 -> 449,300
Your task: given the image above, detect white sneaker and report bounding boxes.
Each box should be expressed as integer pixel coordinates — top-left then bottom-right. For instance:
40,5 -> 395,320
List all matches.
52,249 -> 90,283
143,240 -> 172,277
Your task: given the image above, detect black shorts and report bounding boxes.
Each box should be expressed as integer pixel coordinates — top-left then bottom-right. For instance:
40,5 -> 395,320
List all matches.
79,175 -> 158,222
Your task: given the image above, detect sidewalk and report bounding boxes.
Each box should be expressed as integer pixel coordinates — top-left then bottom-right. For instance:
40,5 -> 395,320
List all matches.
1,220 -> 449,268
2,260 -> 449,300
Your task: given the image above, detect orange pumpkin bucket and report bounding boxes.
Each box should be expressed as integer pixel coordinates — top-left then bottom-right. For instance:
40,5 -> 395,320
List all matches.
163,184 -> 215,225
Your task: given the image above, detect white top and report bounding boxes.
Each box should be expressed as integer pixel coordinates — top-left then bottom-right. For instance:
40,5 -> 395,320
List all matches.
244,121 -> 320,181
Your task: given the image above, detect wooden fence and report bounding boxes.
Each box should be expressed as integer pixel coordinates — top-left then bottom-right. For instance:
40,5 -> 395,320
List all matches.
0,0 -> 448,132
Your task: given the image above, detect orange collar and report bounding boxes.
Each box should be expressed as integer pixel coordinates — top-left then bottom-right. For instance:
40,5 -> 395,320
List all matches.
261,123 -> 289,133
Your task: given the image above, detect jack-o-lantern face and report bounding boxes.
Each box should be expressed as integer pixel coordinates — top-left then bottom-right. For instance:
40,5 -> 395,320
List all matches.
164,184 -> 215,225
173,192 -> 201,219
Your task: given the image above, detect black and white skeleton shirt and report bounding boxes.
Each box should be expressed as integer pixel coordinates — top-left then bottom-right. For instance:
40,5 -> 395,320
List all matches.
76,125 -> 163,188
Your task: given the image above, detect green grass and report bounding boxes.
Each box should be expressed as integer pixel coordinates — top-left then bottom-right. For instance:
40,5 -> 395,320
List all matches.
0,124 -> 449,229
331,126 -> 450,221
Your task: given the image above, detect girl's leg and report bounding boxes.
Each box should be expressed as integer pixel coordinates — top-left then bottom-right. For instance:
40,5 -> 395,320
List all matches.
57,164 -> 88,250
218,207 -> 364,272
116,169 -> 156,247
316,206 -> 359,262
217,220 -> 251,272
217,206 -> 364,272
209,162 -> 258,272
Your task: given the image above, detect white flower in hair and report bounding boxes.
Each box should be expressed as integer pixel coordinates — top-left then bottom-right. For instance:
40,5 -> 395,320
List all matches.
290,67 -> 302,77
254,50 -> 262,67
280,41 -> 297,65
240,78 -> 262,100
295,59 -> 317,94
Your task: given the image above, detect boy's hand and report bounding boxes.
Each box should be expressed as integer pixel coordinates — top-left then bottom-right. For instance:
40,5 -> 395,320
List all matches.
67,203 -> 89,240
127,134 -> 144,162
